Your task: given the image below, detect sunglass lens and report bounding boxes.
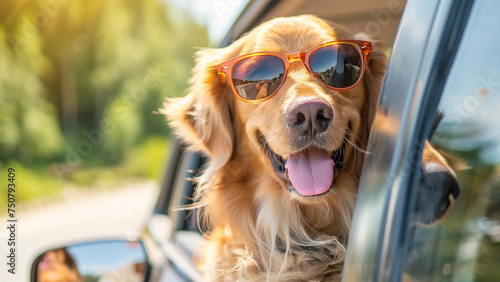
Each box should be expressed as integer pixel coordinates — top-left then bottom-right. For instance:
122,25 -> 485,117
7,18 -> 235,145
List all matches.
309,44 -> 363,89
232,55 -> 285,100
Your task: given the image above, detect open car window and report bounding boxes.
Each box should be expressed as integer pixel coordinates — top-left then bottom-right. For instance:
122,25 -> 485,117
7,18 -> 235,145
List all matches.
343,0 -> 492,281
404,1 -> 500,281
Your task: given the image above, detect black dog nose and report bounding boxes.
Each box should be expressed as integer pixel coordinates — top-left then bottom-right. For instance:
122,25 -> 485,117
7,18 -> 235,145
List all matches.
414,162 -> 460,225
286,101 -> 333,136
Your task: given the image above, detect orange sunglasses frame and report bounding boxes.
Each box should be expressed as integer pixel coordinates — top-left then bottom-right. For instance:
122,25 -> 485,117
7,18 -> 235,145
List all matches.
216,40 -> 372,104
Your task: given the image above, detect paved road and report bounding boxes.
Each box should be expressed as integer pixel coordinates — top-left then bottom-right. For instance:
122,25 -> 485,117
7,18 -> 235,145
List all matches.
0,181 -> 159,282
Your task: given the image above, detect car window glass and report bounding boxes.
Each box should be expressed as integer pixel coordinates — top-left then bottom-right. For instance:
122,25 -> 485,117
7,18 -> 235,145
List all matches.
404,1 -> 500,281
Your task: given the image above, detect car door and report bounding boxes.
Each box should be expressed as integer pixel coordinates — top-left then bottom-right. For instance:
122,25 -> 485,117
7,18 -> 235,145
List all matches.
343,0 -> 500,281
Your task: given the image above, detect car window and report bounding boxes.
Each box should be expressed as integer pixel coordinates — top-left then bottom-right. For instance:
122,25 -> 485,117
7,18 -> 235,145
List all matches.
404,1 -> 500,281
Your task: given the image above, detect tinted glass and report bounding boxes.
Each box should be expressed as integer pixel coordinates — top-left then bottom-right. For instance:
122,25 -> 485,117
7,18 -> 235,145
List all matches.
232,55 -> 285,100
309,44 -> 362,88
404,1 -> 500,281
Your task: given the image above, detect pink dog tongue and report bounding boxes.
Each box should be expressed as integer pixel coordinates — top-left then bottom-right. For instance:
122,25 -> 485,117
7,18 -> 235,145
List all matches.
285,148 -> 334,196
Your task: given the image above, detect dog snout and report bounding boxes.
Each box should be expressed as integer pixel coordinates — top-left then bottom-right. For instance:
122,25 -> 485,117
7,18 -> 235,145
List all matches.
421,162 -> 460,200
286,100 -> 333,136
415,162 -> 460,224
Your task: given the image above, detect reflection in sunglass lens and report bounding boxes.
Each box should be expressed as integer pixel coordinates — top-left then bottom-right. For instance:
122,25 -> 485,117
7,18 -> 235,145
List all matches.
232,55 -> 285,100
310,44 -> 362,89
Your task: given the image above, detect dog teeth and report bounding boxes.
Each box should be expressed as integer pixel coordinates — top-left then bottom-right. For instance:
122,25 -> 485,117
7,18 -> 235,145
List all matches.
273,153 -> 286,167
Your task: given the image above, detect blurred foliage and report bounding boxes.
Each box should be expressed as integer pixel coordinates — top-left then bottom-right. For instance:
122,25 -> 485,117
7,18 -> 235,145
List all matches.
70,137 -> 169,187
0,27 -> 64,163
0,0 -> 209,202
0,161 -> 62,206
121,136 -> 170,179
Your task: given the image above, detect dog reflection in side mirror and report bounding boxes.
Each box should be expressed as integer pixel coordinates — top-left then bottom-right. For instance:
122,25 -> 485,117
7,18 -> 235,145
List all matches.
31,240 -> 148,282
36,248 -> 82,282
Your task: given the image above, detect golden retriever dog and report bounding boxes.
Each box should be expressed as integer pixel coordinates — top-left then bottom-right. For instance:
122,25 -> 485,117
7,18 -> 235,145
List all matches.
164,15 -> 459,281
37,248 -> 82,282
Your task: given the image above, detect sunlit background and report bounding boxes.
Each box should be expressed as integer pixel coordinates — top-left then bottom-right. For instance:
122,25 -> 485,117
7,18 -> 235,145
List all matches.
0,0 -> 212,204
0,0 -> 245,280
2,0 -> 500,281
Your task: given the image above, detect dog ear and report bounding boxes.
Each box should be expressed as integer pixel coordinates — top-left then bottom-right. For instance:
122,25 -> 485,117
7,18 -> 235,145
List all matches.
162,48 -> 234,170
352,33 -> 388,167
357,35 -> 387,143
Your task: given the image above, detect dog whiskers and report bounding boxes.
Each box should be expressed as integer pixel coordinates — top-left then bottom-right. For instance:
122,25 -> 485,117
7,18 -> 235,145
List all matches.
436,219 -> 455,235
258,138 -> 271,161
338,124 -> 369,176
344,127 -> 370,155
343,137 -> 369,154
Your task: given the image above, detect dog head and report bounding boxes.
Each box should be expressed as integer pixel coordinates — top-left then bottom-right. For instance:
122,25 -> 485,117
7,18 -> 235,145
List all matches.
165,14 -> 386,205
163,15 -> 460,279
37,248 -> 81,282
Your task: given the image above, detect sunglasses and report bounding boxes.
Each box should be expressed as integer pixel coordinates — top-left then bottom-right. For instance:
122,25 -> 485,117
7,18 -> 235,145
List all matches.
217,40 -> 372,103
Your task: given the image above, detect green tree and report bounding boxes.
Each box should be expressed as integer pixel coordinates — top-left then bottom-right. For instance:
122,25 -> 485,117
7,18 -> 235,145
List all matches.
1,0 -> 209,165
0,25 -> 64,164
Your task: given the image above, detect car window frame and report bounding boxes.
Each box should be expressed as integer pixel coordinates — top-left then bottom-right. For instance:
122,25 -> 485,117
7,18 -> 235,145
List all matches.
342,0 -> 474,281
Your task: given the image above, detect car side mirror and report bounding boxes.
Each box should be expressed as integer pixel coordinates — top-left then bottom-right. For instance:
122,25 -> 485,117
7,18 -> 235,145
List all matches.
30,240 -> 150,282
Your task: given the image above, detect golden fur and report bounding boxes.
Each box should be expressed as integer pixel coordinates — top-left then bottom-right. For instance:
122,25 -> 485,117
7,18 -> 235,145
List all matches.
37,248 -> 82,282
163,15 -> 457,281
